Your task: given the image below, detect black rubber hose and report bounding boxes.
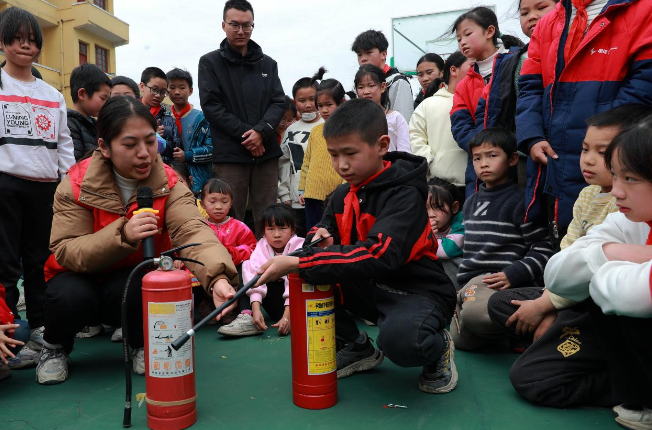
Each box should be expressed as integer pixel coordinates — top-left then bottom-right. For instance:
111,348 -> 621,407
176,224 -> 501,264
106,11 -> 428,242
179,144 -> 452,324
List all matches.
122,259 -> 156,428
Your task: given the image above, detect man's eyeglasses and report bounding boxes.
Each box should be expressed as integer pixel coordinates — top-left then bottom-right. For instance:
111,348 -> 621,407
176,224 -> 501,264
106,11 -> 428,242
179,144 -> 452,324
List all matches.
225,22 -> 254,33
146,84 -> 168,97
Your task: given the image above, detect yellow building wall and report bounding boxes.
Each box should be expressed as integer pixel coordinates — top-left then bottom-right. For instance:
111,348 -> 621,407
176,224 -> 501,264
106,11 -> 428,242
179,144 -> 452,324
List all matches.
0,0 -> 129,107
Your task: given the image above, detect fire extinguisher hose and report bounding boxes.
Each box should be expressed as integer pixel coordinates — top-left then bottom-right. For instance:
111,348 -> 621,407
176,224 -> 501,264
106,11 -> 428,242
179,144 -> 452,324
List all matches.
122,259 -> 157,428
171,236 -> 326,351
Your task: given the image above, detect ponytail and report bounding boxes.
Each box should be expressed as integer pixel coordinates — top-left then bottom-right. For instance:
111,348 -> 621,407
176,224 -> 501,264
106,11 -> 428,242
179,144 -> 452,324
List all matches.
292,66 -> 326,98
310,66 -> 327,85
422,51 -> 467,101
500,34 -> 526,49
314,68 -> 347,106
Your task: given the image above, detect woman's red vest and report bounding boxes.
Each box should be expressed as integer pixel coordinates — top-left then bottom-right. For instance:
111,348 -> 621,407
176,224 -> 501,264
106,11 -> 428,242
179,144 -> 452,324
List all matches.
44,159 -> 178,281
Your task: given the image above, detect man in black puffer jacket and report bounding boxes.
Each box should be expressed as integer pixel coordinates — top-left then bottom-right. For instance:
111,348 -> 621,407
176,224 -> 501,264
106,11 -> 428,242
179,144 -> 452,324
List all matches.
67,63 -> 112,161
198,0 -> 285,237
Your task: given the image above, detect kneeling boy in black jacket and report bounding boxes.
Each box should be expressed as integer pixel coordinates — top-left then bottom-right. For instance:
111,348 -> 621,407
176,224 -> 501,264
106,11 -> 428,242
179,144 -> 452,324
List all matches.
256,98 -> 457,393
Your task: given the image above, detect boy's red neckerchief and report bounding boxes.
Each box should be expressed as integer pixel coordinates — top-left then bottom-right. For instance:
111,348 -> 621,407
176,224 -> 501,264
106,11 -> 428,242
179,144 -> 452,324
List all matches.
149,105 -> 161,118
340,161 -> 391,246
646,222 -> 652,245
383,64 -> 391,74
171,104 -> 191,138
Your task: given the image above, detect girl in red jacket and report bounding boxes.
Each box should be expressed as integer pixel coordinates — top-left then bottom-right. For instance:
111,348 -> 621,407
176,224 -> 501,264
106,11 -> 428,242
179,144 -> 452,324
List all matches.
450,7 -> 524,196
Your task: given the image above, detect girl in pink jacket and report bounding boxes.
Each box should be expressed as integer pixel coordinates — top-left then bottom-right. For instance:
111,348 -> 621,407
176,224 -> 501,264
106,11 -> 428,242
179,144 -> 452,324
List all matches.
200,179 -> 256,266
218,204 -> 304,337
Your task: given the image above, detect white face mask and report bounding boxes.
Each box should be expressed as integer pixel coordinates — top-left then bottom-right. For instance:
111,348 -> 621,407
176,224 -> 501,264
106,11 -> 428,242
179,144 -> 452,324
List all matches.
301,112 -> 318,122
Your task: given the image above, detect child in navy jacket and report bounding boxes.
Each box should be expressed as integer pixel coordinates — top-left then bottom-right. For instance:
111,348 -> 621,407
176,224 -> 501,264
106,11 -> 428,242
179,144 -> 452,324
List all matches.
517,0 -> 652,247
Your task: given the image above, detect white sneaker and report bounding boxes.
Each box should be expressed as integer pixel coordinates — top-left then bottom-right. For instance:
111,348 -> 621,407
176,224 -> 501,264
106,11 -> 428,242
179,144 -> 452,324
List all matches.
132,348 -> 145,375
36,345 -> 68,385
7,343 -> 41,369
217,313 -> 263,337
613,404 -> 652,430
16,290 -> 26,312
75,325 -> 104,338
111,327 -> 123,343
29,326 -> 45,346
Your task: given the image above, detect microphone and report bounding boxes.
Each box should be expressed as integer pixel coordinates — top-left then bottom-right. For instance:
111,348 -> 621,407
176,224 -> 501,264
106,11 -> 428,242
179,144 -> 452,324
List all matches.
136,186 -> 156,260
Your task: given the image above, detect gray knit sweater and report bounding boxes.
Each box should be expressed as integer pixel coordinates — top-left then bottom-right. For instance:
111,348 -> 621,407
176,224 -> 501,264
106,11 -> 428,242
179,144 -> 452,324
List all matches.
458,182 -> 554,286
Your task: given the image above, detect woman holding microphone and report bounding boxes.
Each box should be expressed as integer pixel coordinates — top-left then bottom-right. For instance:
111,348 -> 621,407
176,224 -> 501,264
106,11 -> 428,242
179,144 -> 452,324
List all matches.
33,96 -> 238,385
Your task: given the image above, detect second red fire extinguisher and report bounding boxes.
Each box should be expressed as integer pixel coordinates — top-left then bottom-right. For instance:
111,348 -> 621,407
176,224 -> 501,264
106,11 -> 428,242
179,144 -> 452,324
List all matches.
289,273 -> 338,410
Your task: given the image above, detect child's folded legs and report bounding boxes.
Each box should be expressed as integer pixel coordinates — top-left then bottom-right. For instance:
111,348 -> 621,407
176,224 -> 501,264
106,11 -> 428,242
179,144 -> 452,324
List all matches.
451,275 -> 506,351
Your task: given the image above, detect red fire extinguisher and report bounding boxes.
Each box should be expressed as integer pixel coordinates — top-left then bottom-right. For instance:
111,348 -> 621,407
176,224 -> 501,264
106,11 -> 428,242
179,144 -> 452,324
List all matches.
289,273 -> 338,409
139,265 -> 197,430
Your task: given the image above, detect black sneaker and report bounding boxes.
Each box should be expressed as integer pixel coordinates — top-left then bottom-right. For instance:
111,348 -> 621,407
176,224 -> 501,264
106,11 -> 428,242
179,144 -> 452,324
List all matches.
419,330 -> 458,393
336,332 -> 384,379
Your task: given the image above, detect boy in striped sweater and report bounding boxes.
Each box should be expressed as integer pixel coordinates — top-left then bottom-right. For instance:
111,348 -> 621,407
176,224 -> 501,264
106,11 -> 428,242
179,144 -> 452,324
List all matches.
452,128 -> 554,351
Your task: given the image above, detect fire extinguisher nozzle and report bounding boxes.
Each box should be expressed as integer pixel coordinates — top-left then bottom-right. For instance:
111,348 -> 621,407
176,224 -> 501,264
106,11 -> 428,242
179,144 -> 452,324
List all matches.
123,407 -> 131,428
172,333 -> 191,351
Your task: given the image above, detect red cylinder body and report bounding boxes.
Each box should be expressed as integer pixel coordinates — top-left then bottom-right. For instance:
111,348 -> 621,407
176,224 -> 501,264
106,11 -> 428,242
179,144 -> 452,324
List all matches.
289,273 -> 338,409
142,269 -> 197,430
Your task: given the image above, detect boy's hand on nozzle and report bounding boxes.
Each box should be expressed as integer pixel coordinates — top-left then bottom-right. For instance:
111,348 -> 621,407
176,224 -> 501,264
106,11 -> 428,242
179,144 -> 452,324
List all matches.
271,306 -> 291,336
256,256 -> 299,287
211,279 -> 237,321
312,228 -> 333,248
483,272 -> 511,290
533,310 -> 557,342
530,140 -> 558,165
251,302 -> 268,331
0,323 -> 24,364
157,119 -> 164,136
124,212 -> 160,244
172,147 -> 185,162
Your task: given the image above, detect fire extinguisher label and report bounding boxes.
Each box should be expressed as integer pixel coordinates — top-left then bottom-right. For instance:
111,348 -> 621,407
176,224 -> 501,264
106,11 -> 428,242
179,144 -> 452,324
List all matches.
306,296 -> 336,375
148,300 -> 193,378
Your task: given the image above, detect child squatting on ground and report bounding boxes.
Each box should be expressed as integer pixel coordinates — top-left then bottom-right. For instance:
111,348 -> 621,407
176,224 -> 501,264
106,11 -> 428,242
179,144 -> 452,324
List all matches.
34,96 -> 238,385
219,203 -> 304,337
427,177 -> 465,290
452,128 -> 554,351
254,98 -> 458,394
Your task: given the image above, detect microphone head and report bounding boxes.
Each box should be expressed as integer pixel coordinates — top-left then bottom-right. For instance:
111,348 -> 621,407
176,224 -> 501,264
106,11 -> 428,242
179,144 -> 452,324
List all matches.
136,186 -> 154,209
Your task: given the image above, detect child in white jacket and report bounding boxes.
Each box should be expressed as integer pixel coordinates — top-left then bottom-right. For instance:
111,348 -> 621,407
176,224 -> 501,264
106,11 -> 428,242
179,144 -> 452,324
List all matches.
0,8 -> 75,363
546,124 -> 652,430
218,204 -> 304,337
410,52 -> 473,187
